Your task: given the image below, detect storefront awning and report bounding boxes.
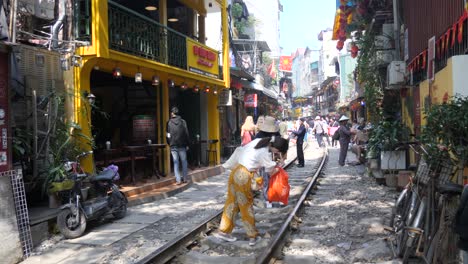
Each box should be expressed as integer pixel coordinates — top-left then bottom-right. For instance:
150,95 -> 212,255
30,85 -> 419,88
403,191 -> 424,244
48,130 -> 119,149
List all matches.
230,67 -> 255,81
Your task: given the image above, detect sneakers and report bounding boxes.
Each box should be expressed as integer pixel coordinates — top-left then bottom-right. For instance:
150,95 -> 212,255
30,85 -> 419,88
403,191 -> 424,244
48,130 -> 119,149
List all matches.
214,232 -> 237,242
265,202 -> 273,208
249,236 -> 261,246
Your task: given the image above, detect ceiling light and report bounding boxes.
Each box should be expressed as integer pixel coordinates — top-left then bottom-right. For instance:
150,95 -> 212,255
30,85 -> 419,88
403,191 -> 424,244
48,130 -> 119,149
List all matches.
135,72 -> 143,83
145,5 -> 157,11
112,67 -> 122,79
151,75 -> 160,86
168,18 -> 179,22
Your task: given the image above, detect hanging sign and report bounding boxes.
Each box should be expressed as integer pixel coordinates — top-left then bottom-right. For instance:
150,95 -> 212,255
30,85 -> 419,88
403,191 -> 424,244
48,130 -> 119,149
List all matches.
186,39 -> 219,79
0,52 -> 10,172
218,90 -> 232,106
244,94 -> 257,108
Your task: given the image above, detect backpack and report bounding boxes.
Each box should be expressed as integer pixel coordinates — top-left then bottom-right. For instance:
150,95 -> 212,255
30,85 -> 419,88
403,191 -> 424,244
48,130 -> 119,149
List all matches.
332,127 -> 340,140
241,131 -> 254,146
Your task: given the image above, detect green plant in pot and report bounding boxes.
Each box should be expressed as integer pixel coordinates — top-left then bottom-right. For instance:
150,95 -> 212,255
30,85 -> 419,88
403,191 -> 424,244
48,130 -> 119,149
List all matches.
42,96 -> 93,207
420,96 -> 468,176
367,119 -> 410,170
368,119 -> 410,153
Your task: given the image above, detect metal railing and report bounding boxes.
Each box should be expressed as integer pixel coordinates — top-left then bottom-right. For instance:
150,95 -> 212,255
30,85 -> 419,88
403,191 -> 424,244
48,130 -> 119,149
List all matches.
108,1 -> 187,70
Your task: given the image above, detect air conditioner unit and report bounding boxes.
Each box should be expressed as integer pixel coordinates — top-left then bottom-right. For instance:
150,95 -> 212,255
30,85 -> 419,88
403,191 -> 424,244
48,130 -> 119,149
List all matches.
387,61 -> 406,88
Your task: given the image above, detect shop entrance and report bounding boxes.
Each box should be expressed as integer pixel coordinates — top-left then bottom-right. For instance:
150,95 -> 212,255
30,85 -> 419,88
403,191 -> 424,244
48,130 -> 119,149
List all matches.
90,70 -> 164,184
169,86 -> 200,167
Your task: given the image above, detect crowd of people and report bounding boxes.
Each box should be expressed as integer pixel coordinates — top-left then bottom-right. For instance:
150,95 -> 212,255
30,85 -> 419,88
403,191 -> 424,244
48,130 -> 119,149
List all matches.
168,107 -> 372,246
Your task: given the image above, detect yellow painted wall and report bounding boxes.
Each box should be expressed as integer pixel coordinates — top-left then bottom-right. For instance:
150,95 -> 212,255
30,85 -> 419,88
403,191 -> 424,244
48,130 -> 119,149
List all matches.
73,0 -> 229,173
418,58 -> 454,126
401,58 -> 455,166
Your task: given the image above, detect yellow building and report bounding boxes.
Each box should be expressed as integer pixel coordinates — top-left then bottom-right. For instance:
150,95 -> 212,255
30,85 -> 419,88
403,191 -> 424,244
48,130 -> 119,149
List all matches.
402,56 -> 468,136
70,0 -> 230,175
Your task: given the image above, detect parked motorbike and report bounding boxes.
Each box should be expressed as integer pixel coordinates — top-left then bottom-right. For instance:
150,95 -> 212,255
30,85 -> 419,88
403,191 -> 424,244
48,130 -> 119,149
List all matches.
57,151 -> 128,239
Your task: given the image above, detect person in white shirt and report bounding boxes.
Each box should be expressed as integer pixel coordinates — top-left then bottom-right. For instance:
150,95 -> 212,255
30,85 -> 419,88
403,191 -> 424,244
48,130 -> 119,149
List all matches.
321,118 -> 330,146
214,137 -> 288,246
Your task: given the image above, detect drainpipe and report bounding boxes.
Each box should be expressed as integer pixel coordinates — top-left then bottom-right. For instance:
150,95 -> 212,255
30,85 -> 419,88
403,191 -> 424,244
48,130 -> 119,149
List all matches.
51,0 -> 66,49
9,0 -> 17,43
393,0 -> 400,60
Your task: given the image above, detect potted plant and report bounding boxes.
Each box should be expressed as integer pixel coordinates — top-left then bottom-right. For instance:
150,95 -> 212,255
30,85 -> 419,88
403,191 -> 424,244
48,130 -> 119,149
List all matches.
368,119 -> 410,170
42,96 -> 92,207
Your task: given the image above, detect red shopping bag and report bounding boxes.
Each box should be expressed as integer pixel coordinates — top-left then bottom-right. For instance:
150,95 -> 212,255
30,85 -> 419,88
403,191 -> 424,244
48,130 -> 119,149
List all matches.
329,127 -> 339,136
267,167 -> 290,205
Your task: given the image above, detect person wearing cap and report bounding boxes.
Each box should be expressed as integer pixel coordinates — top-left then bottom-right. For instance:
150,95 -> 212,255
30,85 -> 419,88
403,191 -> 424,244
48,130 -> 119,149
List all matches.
336,115 -> 356,166
311,115 -> 325,148
166,107 -> 190,185
291,118 -> 306,167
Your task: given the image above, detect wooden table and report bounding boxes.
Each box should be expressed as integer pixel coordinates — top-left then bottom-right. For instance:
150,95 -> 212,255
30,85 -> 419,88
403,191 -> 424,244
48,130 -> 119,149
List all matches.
96,148 -> 130,167
123,146 -> 148,185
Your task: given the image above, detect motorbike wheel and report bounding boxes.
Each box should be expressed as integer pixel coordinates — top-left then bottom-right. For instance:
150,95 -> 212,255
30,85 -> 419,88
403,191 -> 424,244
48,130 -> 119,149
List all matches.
57,209 -> 86,239
112,192 -> 127,219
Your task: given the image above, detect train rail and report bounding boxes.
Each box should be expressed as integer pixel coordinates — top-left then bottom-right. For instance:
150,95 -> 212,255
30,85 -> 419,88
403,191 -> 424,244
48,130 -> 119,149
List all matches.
137,145 -> 328,264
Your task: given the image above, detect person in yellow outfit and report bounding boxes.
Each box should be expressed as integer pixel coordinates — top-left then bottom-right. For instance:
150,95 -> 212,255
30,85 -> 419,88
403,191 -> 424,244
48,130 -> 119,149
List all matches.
214,136 -> 289,246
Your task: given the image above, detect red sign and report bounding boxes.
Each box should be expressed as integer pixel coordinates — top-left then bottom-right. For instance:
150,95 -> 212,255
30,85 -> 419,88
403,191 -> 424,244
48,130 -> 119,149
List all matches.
192,46 -> 216,67
279,56 -> 292,72
244,94 -> 258,108
0,52 -> 10,171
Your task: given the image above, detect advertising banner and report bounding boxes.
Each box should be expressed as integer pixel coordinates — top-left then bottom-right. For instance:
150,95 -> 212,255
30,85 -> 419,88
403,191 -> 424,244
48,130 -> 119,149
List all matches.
186,38 -> 219,79
244,94 -> 257,108
279,56 -> 292,72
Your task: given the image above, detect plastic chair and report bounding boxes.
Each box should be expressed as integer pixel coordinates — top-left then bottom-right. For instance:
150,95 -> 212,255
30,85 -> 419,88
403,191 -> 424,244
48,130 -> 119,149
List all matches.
206,139 -> 219,166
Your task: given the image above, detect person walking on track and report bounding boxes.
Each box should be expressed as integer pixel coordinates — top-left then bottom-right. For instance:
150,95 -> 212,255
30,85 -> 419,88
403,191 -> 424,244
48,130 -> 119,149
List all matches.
215,137 -> 289,246
336,115 -> 355,166
291,117 -> 306,167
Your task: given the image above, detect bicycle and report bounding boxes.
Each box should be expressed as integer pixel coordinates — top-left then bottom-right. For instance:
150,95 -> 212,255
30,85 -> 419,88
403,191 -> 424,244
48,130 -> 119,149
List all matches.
388,141 -> 427,257
388,141 -> 463,263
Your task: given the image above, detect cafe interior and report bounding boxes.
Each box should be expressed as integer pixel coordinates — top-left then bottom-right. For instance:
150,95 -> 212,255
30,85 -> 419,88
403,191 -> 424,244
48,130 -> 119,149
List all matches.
90,70 -> 203,185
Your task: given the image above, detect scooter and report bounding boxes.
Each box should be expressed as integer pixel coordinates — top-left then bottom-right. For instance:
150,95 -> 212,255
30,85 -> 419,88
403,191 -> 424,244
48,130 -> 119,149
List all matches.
57,151 -> 128,239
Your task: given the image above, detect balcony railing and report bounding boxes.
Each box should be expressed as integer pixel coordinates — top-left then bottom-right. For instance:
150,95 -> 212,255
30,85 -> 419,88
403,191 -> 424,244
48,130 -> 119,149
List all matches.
108,1 -> 187,70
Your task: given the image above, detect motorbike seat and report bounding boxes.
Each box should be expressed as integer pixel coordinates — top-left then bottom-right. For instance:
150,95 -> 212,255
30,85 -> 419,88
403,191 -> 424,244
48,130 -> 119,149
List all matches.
439,182 -> 463,195
91,169 -> 117,182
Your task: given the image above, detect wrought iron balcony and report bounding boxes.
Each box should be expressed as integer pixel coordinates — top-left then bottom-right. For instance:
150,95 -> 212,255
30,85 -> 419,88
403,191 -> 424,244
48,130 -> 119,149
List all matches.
108,1 -> 187,70
74,0 -> 195,71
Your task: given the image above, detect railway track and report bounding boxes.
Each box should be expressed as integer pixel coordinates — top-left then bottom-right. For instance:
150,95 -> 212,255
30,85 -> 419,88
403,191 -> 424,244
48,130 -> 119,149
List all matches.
137,145 -> 328,264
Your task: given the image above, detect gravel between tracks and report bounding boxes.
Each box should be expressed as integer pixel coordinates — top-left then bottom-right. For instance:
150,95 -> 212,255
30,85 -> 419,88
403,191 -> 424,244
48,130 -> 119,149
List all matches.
281,147 -> 400,264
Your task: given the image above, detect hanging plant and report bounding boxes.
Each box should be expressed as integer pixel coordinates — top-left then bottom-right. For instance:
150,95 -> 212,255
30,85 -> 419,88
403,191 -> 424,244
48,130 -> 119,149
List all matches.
355,31 -> 383,124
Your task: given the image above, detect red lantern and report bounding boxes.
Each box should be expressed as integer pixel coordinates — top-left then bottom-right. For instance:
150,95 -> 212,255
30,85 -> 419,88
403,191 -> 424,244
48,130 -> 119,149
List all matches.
351,44 -> 359,53
338,29 -> 346,38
